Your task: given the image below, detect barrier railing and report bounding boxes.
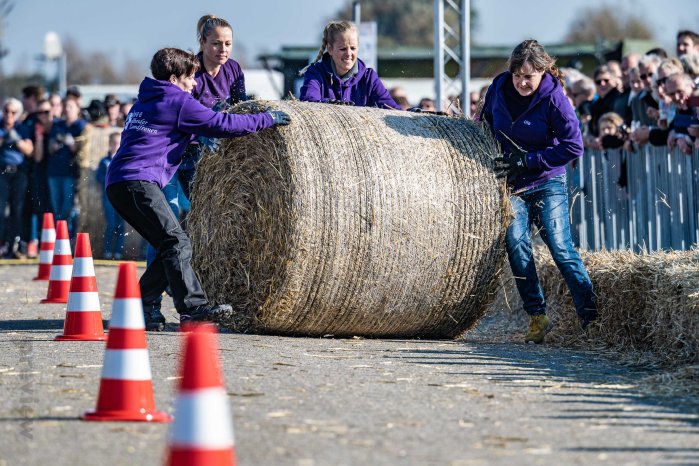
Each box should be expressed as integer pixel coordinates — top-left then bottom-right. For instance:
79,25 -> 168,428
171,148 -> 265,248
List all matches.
568,146 -> 699,251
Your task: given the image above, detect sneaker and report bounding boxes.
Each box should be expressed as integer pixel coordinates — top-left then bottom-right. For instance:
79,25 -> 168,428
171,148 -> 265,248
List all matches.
525,314 -> 552,344
143,304 -> 166,331
180,303 -> 234,327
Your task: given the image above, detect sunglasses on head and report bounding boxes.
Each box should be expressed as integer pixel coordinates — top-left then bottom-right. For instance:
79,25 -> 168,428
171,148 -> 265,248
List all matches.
595,78 -> 611,85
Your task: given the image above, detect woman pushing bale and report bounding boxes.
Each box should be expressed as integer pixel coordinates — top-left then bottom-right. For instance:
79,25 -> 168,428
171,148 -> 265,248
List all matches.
188,100 -> 507,338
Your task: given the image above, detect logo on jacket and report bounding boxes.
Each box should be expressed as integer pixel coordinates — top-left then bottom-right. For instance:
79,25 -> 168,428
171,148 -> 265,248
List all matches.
522,120 -> 532,126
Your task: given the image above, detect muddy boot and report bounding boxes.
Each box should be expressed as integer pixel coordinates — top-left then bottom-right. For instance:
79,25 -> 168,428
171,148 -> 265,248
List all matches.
525,314 -> 552,344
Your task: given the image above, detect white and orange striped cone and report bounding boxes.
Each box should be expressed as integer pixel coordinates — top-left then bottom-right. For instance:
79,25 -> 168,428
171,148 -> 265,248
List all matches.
167,323 -> 236,466
40,220 -> 72,304
33,212 -> 55,281
83,262 -> 171,422
55,233 -> 107,341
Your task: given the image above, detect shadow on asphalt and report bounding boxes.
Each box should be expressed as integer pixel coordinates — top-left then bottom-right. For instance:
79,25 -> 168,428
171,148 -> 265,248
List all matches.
382,344 -> 699,464
0,319 -> 71,331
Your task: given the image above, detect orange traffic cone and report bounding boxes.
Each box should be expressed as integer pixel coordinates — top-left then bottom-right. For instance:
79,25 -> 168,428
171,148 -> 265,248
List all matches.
33,212 -> 55,281
40,220 -> 72,303
167,323 -> 236,466
55,233 -> 107,341
83,262 -> 171,422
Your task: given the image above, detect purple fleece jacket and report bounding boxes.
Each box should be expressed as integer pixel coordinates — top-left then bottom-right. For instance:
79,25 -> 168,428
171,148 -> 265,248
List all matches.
299,54 -> 400,110
106,77 -> 274,188
479,71 -> 583,192
192,53 -> 246,108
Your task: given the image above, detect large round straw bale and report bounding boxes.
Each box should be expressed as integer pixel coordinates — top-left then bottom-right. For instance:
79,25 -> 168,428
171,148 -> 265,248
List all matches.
188,100 -> 506,338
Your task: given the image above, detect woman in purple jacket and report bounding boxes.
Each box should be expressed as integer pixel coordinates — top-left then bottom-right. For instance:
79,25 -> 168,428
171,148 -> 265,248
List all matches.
106,47 -> 290,330
299,20 -> 400,110
479,40 -> 597,344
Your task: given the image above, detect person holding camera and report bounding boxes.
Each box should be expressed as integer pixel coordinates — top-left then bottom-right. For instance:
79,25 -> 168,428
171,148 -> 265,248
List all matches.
478,39 -> 597,344
0,98 -> 33,258
299,20 -> 400,109
105,47 -> 291,330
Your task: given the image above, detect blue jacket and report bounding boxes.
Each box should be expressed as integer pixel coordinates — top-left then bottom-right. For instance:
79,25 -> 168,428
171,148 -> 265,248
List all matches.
300,55 -> 400,110
480,71 -> 583,192
106,77 -> 275,189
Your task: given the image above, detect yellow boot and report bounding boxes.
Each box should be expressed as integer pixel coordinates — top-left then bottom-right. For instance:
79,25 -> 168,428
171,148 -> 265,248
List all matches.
525,314 -> 551,344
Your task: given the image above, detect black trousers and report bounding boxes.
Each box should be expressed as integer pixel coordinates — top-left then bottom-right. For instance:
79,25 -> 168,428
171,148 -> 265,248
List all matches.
106,180 -> 208,313
0,165 -> 28,245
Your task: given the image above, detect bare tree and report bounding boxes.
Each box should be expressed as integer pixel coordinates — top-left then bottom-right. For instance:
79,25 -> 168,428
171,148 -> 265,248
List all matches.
564,5 -> 654,43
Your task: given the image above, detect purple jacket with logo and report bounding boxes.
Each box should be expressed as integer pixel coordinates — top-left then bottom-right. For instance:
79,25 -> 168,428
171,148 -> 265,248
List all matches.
192,53 -> 246,108
479,71 -> 583,192
299,55 -> 400,110
106,77 -> 274,188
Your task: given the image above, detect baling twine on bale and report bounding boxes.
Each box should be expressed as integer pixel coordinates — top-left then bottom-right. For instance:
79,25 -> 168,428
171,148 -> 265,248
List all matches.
188,100 -> 508,338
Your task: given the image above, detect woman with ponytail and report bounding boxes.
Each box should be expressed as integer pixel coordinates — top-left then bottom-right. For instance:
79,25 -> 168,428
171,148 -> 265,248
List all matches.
477,39 -> 597,344
299,20 -> 400,110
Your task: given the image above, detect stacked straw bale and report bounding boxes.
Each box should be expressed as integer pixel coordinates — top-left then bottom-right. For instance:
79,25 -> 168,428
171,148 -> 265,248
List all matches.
188,100 -> 507,338
530,248 -> 699,368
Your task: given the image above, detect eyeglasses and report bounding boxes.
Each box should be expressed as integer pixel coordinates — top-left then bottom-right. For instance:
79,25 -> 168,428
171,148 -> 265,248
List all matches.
38,110 -> 50,115
656,77 -> 668,86
640,73 -> 652,80
595,78 -> 611,85
3,109 -> 18,114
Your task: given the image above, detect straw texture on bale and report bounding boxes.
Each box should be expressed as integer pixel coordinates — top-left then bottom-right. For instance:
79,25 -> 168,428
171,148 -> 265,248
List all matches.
188,100 -> 507,338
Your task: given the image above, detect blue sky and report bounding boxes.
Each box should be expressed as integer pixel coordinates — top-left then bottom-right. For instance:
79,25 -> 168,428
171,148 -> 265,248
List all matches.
3,0 -> 697,77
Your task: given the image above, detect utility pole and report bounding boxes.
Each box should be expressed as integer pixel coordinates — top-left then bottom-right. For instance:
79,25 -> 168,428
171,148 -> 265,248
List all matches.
352,1 -> 361,24
433,0 -> 470,116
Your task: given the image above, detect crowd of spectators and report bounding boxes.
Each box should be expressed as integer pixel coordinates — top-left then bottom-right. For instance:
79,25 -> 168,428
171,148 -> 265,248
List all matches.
564,30 -> 699,154
0,85 -> 134,259
1,30 -> 698,260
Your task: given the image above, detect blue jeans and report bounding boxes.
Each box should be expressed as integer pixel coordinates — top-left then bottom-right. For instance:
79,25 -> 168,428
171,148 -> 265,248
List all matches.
505,175 -> 596,319
48,176 -> 74,224
102,193 -> 125,258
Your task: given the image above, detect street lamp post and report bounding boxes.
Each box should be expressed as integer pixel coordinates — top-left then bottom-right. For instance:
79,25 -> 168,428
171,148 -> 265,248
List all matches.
43,31 -> 66,96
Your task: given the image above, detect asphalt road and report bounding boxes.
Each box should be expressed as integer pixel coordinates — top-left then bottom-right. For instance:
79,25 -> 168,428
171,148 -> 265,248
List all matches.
1,263 -> 698,466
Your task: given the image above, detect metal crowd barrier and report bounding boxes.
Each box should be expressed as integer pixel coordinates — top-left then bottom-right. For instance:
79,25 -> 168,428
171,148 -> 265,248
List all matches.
567,146 -> 699,251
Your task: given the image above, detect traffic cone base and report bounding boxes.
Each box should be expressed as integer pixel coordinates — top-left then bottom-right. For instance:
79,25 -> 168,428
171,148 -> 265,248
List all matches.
82,378 -> 170,422
54,311 -> 106,341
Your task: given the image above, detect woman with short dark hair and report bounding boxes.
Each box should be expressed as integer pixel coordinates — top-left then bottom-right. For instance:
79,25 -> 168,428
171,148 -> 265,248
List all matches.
106,47 -> 290,330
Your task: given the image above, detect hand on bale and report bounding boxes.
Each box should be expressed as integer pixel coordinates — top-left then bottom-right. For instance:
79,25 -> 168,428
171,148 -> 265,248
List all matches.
493,146 -> 528,179
327,99 -> 355,106
265,107 -> 291,126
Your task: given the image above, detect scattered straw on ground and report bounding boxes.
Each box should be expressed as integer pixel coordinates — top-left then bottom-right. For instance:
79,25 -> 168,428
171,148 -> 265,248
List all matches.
481,245 -> 699,397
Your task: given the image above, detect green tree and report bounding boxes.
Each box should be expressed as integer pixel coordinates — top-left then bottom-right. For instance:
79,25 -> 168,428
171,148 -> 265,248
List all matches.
564,5 -> 654,43
332,0 -> 479,48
